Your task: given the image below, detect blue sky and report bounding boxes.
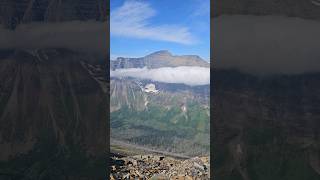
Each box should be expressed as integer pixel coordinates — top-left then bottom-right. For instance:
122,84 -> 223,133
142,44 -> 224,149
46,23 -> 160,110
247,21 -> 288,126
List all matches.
110,0 -> 210,61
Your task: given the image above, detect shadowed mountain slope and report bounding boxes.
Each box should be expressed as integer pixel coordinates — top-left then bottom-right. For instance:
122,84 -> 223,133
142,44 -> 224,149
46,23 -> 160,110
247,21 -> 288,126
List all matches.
213,69 -> 320,180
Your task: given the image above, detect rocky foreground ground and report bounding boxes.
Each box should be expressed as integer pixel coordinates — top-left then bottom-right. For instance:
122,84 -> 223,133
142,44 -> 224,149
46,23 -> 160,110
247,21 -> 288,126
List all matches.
110,154 -> 210,179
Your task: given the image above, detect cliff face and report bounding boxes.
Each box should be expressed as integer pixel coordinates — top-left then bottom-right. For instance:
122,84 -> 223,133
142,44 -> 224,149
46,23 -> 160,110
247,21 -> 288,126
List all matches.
110,77 -> 210,156
110,50 -> 209,70
213,70 -> 320,180
110,78 -> 209,112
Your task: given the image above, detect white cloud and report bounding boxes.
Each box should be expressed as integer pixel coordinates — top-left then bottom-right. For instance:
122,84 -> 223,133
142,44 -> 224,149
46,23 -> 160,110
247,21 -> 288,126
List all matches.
0,21 -> 107,56
110,66 -> 210,86
111,0 -> 196,44
214,15 -> 320,74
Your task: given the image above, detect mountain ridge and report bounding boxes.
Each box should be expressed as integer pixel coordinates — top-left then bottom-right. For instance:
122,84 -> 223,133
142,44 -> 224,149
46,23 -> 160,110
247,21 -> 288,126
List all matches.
110,50 -> 210,156
110,50 -> 209,70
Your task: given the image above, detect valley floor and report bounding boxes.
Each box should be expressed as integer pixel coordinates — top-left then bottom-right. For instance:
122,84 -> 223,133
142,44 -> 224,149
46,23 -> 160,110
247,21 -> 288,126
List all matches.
111,139 -> 191,159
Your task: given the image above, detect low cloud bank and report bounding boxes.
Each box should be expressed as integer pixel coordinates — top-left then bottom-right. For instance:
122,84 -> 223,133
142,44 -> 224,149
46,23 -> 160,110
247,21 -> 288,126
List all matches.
110,66 -> 210,86
214,15 -> 320,74
0,21 -> 107,56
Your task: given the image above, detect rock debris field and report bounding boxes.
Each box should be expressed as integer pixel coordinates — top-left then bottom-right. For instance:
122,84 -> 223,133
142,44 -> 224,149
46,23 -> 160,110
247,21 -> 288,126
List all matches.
110,154 -> 210,179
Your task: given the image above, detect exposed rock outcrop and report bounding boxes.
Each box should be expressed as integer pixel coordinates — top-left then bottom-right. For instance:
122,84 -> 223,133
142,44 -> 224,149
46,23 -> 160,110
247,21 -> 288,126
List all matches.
110,154 -> 210,179
110,50 -> 209,70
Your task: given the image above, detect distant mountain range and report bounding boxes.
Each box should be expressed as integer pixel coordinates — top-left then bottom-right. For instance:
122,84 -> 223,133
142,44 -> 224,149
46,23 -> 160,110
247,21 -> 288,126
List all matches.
110,51 -> 210,156
110,50 -> 209,70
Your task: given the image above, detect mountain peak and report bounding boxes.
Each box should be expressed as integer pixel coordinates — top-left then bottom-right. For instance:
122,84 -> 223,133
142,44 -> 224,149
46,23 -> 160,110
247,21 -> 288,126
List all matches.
146,50 -> 172,57
111,50 -> 209,69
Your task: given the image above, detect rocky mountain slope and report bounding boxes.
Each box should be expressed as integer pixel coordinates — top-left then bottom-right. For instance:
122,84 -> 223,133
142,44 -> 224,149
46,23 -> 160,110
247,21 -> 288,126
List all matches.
110,52 -> 210,157
0,49 -> 107,179
213,69 -> 320,180
0,0 -> 108,179
110,78 -> 209,112
212,0 -> 320,179
110,77 -> 210,156
110,50 -> 209,70
110,154 -> 210,179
